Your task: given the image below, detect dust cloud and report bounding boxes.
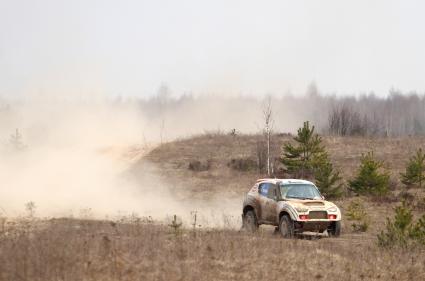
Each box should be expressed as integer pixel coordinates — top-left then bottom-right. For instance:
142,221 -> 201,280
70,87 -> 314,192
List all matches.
0,97 -> 244,228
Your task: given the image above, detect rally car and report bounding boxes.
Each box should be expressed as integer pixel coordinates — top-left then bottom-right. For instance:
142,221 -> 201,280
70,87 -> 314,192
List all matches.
242,179 -> 341,237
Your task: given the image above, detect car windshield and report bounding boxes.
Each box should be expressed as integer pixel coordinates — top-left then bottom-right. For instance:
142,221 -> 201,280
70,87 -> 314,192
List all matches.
279,184 -> 321,200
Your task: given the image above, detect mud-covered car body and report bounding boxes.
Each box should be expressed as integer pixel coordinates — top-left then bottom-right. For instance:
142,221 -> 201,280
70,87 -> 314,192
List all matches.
242,179 -> 341,236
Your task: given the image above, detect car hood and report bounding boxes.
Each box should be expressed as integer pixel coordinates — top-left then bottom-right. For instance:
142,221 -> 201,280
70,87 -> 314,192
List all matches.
282,199 -> 336,209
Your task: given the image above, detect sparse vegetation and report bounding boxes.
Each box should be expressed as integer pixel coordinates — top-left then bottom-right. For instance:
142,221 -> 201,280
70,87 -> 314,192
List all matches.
345,200 -> 370,232
188,160 -> 211,171
409,216 -> 425,245
227,157 -> 257,171
378,201 -> 425,248
0,217 -> 424,281
398,191 -> 415,207
400,148 -> 425,189
3,132 -> 425,280
349,151 -> 390,196
144,132 -> 425,198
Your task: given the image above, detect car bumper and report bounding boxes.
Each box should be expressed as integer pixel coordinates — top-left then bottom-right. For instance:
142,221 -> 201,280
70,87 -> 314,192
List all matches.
294,220 -> 336,232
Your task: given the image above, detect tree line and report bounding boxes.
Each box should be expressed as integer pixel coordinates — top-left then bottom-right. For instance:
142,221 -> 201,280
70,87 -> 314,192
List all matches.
138,87 -> 425,137
2,88 -> 425,139
281,121 -> 425,199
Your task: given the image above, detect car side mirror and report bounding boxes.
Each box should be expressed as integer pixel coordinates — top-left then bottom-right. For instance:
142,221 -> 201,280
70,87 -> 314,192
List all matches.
321,195 -> 325,200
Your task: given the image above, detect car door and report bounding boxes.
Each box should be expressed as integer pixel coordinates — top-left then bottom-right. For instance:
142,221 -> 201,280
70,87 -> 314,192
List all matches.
257,183 -> 271,222
265,184 -> 279,223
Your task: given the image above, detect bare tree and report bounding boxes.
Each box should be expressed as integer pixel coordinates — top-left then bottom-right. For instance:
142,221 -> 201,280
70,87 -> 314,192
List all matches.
263,96 -> 274,176
328,104 -> 365,136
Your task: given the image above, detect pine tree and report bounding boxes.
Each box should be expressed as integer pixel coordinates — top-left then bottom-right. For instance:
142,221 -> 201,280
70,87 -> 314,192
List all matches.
312,152 -> 343,199
281,121 -> 324,178
378,201 -> 413,248
349,151 -> 390,196
400,148 -> 425,189
378,201 -> 425,247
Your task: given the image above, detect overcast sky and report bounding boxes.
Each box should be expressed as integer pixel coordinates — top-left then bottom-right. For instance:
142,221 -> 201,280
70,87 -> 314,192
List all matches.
1,0 -> 424,98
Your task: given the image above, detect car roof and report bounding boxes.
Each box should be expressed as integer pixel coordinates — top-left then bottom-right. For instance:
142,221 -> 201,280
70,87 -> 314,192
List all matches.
256,178 -> 314,185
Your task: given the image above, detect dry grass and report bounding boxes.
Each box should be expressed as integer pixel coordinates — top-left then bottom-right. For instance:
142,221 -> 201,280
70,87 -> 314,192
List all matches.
140,133 -> 425,196
135,134 -> 425,233
323,136 -> 425,180
3,134 -> 425,280
0,218 -> 424,281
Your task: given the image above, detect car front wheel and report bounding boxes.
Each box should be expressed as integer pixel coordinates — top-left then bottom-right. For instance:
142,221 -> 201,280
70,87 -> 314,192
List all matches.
279,215 -> 294,238
328,221 -> 341,237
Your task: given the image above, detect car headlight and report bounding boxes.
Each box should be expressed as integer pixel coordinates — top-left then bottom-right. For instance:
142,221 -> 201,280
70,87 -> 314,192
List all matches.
327,206 -> 338,212
295,207 -> 309,213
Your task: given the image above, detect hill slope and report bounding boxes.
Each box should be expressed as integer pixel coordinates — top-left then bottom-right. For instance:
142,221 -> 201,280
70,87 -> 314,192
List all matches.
140,133 -> 425,196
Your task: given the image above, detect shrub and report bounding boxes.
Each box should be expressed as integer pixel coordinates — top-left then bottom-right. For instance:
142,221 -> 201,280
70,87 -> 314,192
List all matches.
345,200 -> 369,232
377,201 -> 425,248
349,151 -> 390,196
400,148 -> 425,189
409,216 -> 425,245
227,158 -> 257,172
188,160 -> 211,171
398,190 -> 415,204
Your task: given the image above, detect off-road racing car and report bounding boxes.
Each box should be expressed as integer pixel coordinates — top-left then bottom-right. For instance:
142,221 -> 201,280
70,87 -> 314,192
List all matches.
242,179 -> 341,237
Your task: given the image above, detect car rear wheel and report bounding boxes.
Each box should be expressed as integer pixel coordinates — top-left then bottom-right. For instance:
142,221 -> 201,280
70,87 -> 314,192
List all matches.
243,210 -> 258,232
279,215 -> 294,238
328,221 -> 341,237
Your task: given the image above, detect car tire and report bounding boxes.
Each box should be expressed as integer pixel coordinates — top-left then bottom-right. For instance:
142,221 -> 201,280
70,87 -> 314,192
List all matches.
279,215 -> 294,238
328,221 -> 341,237
243,210 -> 258,232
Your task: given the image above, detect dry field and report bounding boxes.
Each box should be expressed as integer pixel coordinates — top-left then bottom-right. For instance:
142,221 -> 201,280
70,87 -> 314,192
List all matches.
137,133 -> 425,232
140,133 -> 425,196
0,218 -> 424,281
2,134 -> 425,281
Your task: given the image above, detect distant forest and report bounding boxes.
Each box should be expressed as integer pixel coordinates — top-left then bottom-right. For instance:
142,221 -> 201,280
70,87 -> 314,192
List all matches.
139,86 -> 425,137
1,87 -> 425,140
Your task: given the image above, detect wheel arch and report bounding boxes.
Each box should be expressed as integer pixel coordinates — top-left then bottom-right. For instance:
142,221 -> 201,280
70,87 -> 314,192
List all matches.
279,204 -> 298,221
279,210 -> 291,220
243,205 -> 255,216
